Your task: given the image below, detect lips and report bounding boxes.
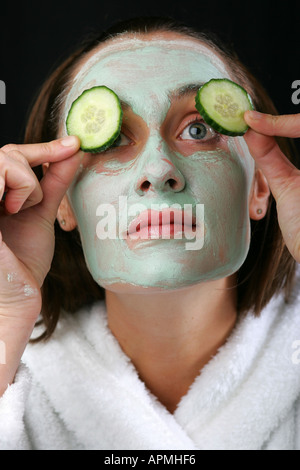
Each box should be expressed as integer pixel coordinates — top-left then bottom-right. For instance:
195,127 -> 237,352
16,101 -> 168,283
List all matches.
127,209 -> 196,240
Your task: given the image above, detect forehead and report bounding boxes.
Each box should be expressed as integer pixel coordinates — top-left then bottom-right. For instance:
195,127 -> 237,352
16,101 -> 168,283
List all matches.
61,36 -> 232,129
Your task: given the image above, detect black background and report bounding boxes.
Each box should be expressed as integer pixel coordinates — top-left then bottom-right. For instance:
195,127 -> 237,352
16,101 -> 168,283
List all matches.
1,0 -> 299,152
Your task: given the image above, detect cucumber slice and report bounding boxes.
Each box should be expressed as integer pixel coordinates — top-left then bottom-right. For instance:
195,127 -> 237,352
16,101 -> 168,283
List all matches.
195,79 -> 254,136
66,86 -> 123,152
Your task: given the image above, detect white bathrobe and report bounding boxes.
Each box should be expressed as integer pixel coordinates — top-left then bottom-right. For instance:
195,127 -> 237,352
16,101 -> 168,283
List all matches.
1,273 -> 300,450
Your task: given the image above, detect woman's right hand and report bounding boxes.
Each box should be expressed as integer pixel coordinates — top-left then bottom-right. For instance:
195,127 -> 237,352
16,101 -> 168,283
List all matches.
0,136 -> 81,395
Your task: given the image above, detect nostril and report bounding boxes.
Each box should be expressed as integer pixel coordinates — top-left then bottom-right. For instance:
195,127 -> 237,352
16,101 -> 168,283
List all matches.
140,181 -> 151,191
168,179 -> 177,189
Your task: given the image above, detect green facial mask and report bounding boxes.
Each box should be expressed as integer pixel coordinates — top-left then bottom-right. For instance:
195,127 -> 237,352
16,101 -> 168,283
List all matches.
62,37 -> 255,293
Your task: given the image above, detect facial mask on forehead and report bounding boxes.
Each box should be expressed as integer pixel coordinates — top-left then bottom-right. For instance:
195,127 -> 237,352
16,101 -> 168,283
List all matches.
65,37 -> 255,293
62,37 -> 232,131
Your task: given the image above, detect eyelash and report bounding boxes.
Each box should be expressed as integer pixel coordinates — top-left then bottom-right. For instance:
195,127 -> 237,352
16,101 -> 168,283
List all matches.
179,118 -> 219,143
100,131 -> 132,153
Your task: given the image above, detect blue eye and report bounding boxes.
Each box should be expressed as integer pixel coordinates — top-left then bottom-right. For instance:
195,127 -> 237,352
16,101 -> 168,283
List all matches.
181,121 -> 217,141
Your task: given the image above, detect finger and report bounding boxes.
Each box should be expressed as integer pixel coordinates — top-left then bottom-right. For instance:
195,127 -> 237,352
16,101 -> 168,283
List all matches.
244,129 -> 298,200
244,111 -> 300,138
36,150 -> 83,223
1,135 -> 81,167
1,149 -> 43,212
1,151 -> 43,214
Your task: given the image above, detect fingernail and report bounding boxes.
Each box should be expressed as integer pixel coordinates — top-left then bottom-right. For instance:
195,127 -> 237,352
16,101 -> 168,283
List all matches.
247,110 -> 263,120
60,136 -> 78,147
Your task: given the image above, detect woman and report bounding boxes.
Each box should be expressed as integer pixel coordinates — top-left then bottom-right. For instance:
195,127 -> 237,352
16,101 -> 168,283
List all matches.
0,17 -> 299,450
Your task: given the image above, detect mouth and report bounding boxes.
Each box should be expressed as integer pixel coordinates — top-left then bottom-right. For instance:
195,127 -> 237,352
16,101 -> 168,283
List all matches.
127,209 -> 197,240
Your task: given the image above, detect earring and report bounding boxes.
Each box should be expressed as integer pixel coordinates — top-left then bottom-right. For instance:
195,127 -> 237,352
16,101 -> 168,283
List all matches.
61,219 -> 66,226
256,208 -> 263,215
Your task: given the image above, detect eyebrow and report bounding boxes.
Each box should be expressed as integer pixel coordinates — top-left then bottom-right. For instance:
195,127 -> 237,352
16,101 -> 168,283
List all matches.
168,83 -> 204,100
120,100 -> 130,110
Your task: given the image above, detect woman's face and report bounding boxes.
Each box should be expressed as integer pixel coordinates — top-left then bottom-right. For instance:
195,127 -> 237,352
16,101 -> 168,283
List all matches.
60,32 -> 255,293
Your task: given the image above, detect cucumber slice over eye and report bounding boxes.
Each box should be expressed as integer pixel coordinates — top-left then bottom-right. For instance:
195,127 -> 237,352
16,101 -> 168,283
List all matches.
66,86 -> 123,152
195,79 -> 254,136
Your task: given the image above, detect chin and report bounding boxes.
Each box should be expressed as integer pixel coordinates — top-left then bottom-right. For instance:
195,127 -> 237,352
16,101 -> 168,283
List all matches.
90,238 -> 250,295
98,278 -> 203,294
95,262 -> 243,295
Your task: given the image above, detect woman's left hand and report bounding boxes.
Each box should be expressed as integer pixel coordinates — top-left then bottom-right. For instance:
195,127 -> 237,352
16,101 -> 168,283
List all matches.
244,110 -> 300,263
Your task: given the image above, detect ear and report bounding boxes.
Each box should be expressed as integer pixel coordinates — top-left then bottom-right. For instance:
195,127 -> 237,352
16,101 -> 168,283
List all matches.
57,195 -> 77,231
249,169 -> 270,220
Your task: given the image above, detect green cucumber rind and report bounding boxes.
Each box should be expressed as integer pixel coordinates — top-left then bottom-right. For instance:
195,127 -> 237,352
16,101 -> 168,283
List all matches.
195,79 -> 254,137
66,86 -> 123,153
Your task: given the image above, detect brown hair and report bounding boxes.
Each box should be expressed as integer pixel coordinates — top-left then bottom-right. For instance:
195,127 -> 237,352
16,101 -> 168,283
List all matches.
24,16 -> 298,341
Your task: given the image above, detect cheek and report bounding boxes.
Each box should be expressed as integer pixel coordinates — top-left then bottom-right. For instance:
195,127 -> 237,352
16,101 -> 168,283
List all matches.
180,148 -> 247,196
228,137 -> 255,191
69,172 -> 115,240
193,159 -> 249,224
68,173 -> 120,281
182,151 -> 250,255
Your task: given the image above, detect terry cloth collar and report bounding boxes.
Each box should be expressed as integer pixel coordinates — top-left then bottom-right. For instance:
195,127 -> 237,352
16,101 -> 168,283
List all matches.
24,270 -> 300,450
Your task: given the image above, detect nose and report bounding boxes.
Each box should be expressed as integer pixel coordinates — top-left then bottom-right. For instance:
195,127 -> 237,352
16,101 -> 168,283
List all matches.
134,139 -> 186,196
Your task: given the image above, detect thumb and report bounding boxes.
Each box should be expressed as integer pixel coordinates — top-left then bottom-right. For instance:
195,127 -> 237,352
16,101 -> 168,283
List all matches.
37,150 -> 83,223
244,110 -> 300,138
243,129 -> 296,200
